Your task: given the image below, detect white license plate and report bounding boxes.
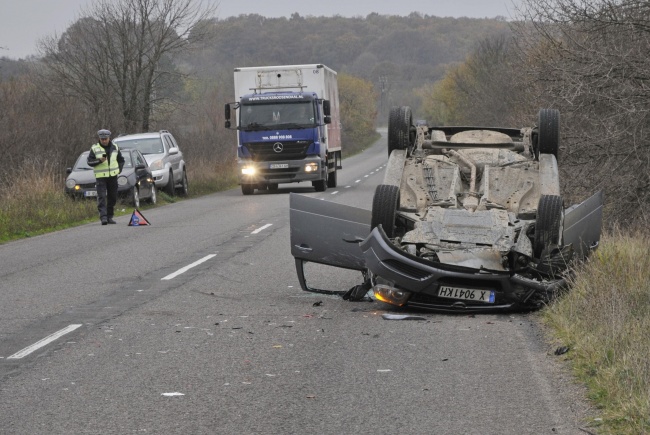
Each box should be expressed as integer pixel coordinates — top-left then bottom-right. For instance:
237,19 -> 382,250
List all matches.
438,285 -> 495,303
84,191 -> 97,197
269,163 -> 288,169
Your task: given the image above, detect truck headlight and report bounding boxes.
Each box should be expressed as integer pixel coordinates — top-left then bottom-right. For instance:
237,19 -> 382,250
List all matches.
241,166 -> 256,175
304,163 -> 318,172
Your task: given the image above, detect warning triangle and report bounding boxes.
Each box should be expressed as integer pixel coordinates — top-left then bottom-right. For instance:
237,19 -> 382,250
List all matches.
128,209 -> 151,226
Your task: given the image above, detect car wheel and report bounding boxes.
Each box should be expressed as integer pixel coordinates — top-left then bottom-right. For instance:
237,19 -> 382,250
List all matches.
371,184 -> 400,238
388,106 -> 413,157
312,179 -> 327,192
327,167 -> 337,188
241,184 -> 254,195
165,171 -> 175,196
177,170 -> 188,196
537,109 -> 560,160
149,184 -> 157,204
132,186 -> 140,208
534,194 -> 564,258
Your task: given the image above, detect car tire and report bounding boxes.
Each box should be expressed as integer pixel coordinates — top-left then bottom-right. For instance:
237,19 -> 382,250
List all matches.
371,184 -> 400,238
132,187 -> 140,208
534,194 -> 564,258
177,170 -> 188,196
165,170 -> 175,196
313,178 -> 327,192
388,106 -> 413,157
149,184 -> 157,204
327,167 -> 337,188
241,184 -> 254,195
538,109 -> 560,160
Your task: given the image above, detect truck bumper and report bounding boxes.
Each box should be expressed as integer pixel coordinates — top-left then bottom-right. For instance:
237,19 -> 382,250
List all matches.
238,157 -> 324,185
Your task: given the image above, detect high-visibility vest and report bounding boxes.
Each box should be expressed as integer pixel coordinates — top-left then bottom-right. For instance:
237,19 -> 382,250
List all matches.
91,143 -> 120,178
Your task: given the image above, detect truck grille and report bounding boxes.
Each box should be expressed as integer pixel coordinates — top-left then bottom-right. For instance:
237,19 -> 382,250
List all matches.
246,141 -> 311,161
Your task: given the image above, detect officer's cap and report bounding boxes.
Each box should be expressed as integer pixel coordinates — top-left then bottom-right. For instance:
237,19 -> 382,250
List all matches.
97,129 -> 111,139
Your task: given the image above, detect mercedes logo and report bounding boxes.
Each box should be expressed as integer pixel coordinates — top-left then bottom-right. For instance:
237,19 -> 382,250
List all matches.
273,142 -> 284,153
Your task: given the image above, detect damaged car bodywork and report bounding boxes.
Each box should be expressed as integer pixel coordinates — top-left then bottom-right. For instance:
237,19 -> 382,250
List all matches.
290,107 -> 603,313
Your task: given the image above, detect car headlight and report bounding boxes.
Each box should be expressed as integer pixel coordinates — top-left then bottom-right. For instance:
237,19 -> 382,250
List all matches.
373,284 -> 411,307
117,176 -> 128,186
149,159 -> 164,171
241,166 -> 256,175
65,179 -> 76,189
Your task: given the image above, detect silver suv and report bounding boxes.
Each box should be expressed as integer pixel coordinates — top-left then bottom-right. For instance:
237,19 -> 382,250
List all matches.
114,130 -> 188,196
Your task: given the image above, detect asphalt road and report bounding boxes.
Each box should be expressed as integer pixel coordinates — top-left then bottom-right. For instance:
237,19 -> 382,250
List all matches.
0,130 -> 593,434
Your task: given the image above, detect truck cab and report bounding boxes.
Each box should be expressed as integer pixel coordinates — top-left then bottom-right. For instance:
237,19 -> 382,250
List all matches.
225,64 -> 341,195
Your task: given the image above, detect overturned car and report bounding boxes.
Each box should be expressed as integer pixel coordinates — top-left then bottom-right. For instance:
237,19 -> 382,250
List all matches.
290,107 -> 603,313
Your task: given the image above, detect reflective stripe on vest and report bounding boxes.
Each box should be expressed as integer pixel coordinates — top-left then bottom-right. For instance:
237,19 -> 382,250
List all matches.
91,143 -> 120,178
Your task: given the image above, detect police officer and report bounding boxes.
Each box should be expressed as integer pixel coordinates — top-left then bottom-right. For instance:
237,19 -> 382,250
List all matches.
87,129 -> 124,225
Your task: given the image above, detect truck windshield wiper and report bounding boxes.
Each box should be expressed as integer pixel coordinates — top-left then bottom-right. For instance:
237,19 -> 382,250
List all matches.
275,123 -> 311,129
242,122 -> 273,131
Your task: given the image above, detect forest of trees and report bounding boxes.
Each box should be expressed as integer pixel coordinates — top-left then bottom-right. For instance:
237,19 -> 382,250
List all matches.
1,0 -> 647,228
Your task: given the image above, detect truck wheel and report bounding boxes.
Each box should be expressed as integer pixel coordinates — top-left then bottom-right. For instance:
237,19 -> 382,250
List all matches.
165,171 -> 175,196
371,184 -> 400,238
327,167 -> 337,188
241,184 -> 254,195
534,194 -> 564,258
538,109 -> 560,160
388,106 -> 413,156
313,178 -> 327,192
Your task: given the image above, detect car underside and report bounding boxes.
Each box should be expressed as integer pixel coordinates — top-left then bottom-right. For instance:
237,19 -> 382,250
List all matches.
290,108 -> 603,313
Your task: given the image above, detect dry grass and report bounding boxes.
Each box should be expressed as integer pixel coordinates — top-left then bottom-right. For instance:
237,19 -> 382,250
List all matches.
0,157 -> 238,243
0,159 -> 97,241
542,231 -> 650,434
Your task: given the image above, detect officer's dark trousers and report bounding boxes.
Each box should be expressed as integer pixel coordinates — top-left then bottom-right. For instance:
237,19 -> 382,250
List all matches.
95,176 -> 118,221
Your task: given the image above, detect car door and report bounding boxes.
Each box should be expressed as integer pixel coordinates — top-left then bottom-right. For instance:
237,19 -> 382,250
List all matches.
289,193 -> 371,293
563,190 -> 604,259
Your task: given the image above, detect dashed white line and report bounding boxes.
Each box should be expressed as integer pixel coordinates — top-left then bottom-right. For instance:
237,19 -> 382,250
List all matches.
330,191 -> 339,195
251,223 -> 273,234
355,180 -> 361,183
161,254 -> 217,281
7,324 -> 83,359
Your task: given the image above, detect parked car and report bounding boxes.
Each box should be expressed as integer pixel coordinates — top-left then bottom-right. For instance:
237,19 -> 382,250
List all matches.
290,108 -> 603,313
113,130 -> 188,196
65,149 -> 157,208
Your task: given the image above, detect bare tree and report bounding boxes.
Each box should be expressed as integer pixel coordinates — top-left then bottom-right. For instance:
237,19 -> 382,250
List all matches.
513,0 -> 650,227
40,0 -> 217,133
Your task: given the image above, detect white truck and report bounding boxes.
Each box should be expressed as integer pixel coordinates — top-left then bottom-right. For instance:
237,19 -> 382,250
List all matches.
225,64 -> 342,194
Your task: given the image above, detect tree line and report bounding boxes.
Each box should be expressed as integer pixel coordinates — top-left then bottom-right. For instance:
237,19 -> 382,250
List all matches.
424,0 -> 649,228
1,0 -> 644,228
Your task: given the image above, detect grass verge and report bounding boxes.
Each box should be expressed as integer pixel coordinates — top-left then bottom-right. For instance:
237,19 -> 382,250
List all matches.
542,231 -> 650,434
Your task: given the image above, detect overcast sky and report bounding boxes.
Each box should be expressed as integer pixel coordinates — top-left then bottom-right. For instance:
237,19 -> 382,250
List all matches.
0,0 -> 522,59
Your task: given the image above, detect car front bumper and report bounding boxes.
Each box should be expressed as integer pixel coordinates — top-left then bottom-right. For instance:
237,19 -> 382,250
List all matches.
360,226 -> 566,313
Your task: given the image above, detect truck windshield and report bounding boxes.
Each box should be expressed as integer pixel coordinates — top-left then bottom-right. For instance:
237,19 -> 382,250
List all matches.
240,102 -> 315,130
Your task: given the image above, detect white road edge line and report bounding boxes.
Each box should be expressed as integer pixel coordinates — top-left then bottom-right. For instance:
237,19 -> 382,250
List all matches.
161,254 -> 217,281
251,223 -> 272,234
7,324 -> 83,359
